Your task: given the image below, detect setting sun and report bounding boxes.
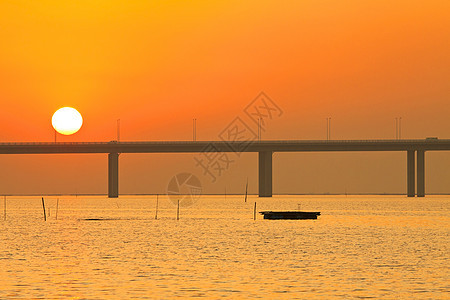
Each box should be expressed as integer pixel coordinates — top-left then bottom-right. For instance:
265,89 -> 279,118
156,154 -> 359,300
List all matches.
52,107 -> 83,135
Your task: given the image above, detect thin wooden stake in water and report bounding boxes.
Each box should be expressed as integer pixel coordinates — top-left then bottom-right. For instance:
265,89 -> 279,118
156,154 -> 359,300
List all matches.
176,199 -> 180,220
3,196 -> 6,221
244,178 -> 248,203
41,197 -> 47,221
253,202 -> 256,220
155,194 -> 159,220
56,198 -> 59,220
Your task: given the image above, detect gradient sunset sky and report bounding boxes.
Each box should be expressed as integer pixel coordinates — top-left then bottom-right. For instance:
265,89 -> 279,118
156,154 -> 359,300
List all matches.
0,1 -> 449,195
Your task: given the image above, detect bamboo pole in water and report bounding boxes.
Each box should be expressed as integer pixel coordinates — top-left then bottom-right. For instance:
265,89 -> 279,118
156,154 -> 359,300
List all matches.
253,202 -> 256,220
155,194 -> 159,220
41,197 -> 47,221
56,198 -> 59,220
244,178 -> 248,203
176,199 -> 180,220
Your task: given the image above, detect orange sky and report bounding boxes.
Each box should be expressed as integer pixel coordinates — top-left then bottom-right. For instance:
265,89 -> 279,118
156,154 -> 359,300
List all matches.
0,1 -> 449,195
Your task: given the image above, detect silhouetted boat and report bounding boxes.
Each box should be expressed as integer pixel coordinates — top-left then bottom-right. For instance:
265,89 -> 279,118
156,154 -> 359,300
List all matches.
259,211 -> 320,220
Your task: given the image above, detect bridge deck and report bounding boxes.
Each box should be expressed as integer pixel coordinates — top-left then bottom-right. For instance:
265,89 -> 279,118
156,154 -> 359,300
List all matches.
0,139 -> 449,154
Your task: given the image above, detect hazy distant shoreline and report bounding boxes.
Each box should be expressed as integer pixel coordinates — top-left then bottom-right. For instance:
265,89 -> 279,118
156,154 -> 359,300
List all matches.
1,193 -> 449,196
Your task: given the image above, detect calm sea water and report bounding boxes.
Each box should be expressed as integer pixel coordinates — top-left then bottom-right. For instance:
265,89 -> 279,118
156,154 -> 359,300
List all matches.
0,195 -> 448,299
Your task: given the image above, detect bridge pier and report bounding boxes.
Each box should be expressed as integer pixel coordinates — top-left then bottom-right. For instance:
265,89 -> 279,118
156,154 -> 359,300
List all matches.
407,150 -> 415,197
258,151 -> 273,197
108,152 -> 119,198
417,150 -> 425,197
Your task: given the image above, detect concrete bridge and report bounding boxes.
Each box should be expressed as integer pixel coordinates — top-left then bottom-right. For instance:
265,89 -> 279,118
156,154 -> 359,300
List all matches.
1,139 -> 449,198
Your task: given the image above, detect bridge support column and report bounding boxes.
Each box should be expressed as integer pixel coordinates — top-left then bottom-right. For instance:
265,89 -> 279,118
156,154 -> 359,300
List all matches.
407,150 -> 415,197
417,150 -> 425,197
108,152 -> 119,198
258,151 -> 272,197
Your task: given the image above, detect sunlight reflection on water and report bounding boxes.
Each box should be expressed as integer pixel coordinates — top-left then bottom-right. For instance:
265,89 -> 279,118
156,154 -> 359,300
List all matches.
0,195 -> 448,299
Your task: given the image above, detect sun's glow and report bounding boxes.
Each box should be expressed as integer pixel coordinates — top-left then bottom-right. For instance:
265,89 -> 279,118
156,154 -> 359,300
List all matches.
52,107 -> 83,135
